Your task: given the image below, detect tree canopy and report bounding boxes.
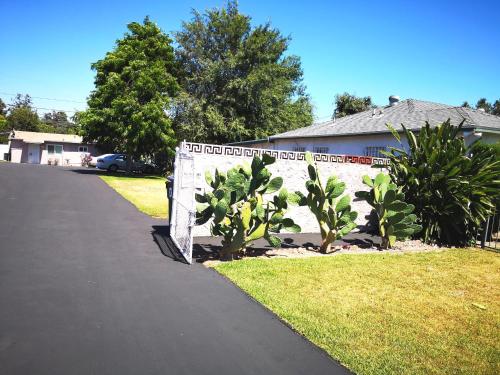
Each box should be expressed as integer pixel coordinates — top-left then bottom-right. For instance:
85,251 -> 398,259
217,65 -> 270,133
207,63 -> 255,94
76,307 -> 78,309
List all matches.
77,17 -> 179,163
475,98 -> 500,116
5,95 -> 40,132
333,92 -> 372,119
39,111 -> 78,134
173,1 -> 312,144
462,98 -> 500,115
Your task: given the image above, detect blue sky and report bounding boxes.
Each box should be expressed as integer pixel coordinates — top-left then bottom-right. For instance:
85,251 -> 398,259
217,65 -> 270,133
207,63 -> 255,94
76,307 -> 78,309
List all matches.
1,0 -> 499,121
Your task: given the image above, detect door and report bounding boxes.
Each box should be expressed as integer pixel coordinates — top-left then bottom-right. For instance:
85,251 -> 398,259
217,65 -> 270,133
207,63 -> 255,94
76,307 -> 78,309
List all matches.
28,144 -> 40,164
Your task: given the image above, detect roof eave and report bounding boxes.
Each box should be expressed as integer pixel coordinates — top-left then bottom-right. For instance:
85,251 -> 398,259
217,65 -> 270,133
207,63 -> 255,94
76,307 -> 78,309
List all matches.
269,125 -> 477,140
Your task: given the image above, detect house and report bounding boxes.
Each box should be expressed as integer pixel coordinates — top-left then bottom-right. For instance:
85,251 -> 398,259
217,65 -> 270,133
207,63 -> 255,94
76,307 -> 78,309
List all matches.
229,96 -> 500,156
8,130 -> 97,166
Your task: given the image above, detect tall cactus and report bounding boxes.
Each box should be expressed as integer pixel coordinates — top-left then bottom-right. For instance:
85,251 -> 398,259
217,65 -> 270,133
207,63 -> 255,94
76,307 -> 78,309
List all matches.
355,173 -> 422,249
296,152 -> 358,253
196,154 -> 300,260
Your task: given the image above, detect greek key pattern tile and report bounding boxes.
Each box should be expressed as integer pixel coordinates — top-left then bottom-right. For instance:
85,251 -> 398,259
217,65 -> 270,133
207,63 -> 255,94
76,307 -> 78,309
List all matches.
183,142 -> 389,166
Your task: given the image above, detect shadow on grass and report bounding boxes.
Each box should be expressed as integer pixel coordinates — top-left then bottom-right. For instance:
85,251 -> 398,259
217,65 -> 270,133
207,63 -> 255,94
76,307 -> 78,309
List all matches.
70,168 -> 164,179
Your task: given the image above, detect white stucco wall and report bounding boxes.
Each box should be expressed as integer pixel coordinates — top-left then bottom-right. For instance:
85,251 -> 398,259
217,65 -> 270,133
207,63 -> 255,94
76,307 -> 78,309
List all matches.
0,144 -> 9,160
270,133 -> 406,156
178,143 -> 385,237
479,132 -> 500,144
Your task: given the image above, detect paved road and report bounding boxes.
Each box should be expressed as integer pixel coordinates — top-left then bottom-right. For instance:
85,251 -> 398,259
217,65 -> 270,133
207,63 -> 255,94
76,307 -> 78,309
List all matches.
0,163 -> 349,375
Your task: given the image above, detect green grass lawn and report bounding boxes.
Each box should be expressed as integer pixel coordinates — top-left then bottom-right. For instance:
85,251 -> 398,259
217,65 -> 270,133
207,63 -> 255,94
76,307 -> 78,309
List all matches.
99,174 -> 168,218
215,249 -> 500,375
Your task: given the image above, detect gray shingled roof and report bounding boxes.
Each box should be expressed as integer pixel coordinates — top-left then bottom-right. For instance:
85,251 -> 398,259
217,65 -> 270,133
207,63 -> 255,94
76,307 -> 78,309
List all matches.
270,99 -> 500,140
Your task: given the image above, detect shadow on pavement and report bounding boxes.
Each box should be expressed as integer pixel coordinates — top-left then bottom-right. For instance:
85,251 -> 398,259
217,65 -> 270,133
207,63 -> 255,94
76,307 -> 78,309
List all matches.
151,225 -> 187,263
70,168 -> 162,178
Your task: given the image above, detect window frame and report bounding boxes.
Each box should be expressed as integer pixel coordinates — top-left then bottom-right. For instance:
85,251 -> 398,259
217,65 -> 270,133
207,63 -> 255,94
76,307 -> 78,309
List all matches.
47,144 -> 63,155
78,145 -> 88,153
313,146 -> 329,154
365,146 -> 386,157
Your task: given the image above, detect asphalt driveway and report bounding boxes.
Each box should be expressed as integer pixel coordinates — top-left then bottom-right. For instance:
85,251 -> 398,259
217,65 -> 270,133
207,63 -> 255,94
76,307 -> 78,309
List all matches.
0,163 -> 349,375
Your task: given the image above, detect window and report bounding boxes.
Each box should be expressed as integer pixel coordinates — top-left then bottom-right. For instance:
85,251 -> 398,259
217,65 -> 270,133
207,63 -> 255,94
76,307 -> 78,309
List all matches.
78,146 -> 88,153
313,146 -> 329,154
292,146 -> 306,152
47,144 -> 63,154
365,146 -> 386,157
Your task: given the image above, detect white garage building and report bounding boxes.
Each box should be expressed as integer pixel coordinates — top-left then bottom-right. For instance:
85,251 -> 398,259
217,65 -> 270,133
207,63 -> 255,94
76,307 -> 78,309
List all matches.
8,130 -> 97,166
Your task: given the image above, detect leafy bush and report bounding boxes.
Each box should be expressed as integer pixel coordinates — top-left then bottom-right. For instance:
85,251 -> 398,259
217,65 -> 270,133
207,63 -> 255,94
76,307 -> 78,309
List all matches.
470,141 -> 500,161
196,154 -> 300,260
384,120 -> 500,245
355,173 -> 421,249
295,152 -> 357,253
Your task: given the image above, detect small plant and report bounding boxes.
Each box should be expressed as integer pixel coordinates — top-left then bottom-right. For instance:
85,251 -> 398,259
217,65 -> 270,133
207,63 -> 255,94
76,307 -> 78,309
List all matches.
355,172 -> 421,249
196,154 -> 300,260
295,152 -> 358,253
81,153 -> 92,167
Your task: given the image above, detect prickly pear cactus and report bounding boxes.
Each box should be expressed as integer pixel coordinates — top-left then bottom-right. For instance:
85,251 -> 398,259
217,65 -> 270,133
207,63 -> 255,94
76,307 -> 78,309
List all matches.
196,154 -> 300,260
295,152 -> 358,253
355,173 -> 422,249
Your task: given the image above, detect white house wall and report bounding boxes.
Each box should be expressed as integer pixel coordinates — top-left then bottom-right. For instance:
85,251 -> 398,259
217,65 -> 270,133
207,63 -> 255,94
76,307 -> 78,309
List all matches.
269,133 -> 408,156
249,129 -> 490,155
9,140 -> 96,165
480,132 -> 500,144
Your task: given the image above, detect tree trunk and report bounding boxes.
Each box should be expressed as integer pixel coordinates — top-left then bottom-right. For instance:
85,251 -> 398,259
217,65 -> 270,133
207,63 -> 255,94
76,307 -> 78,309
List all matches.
125,154 -> 133,175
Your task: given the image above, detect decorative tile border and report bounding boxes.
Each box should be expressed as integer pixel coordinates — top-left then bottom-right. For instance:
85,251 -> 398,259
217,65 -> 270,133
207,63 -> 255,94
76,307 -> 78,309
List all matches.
183,142 -> 389,166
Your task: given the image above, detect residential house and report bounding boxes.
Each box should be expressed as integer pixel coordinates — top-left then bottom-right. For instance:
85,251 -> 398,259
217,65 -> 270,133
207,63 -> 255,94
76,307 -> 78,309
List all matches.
229,96 -> 500,156
8,130 -> 97,166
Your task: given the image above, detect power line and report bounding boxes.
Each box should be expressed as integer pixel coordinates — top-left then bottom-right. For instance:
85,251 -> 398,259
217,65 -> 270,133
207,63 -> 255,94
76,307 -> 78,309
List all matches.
5,103 -> 81,113
0,91 -> 86,104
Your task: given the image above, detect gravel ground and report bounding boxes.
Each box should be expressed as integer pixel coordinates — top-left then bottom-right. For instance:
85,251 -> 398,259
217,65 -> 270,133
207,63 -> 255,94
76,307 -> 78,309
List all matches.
203,239 -> 451,266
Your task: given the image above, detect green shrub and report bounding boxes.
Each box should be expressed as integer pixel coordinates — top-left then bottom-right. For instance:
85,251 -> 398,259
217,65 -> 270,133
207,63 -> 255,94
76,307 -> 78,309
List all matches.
384,120 -> 500,246
196,154 -> 300,260
295,152 -> 358,253
355,173 -> 421,249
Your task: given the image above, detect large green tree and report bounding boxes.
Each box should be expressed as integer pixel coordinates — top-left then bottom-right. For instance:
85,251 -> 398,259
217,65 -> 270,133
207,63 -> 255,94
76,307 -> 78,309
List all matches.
333,92 -> 372,119
475,98 -> 493,113
472,97 -> 500,115
0,98 -> 6,116
40,111 -> 78,134
0,99 -> 7,143
78,17 -> 179,168
173,1 -> 312,144
492,100 -> 500,116
5,94 -> 40,132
